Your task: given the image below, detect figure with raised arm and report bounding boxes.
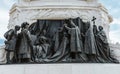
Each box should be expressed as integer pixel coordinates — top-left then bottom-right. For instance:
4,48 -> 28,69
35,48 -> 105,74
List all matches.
64,19 -> 86,62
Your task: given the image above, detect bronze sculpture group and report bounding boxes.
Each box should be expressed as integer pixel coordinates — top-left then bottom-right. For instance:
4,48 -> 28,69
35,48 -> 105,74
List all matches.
4,17 -> 119,64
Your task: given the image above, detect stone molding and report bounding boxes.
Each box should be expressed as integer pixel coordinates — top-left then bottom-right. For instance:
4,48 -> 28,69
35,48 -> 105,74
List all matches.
8,0 -> 112,39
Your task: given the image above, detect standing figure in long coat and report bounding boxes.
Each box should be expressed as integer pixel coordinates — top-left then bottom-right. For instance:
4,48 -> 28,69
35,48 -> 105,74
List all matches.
96,26 -> 119,63
18,22 -> 32,63
92,25 -> 106,63
65,19 -> 85,62
4,25 -> 20,64
84,23 -> 99,63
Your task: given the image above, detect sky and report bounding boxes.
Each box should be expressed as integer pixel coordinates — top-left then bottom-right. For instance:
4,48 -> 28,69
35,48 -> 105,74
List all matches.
0,0 -> 120,45
0,0 -> 16,45
99,0 -> 120,44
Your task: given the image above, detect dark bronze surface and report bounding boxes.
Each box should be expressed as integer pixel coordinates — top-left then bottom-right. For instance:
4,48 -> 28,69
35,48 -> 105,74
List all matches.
4,17 -> 119,64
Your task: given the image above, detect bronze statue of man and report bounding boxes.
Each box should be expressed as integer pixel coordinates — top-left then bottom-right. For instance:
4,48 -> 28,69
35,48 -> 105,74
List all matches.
18,22 -> 33,63
96,26 -> 119,63
64,19 -> 83,62
4,25 -> 20,64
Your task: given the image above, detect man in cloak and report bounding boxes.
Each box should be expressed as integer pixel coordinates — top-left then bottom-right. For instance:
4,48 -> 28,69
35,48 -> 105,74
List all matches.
96,26 -> 119,63
65,19 -> 87,62
4,25 -> 20,64
18,22 -> 33,63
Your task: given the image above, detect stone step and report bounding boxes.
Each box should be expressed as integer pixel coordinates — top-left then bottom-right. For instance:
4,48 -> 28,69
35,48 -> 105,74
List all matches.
0,64 -> 119,74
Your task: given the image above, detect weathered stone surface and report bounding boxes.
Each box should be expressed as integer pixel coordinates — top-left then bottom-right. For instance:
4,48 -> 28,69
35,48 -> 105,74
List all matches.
8,0 -> 111,38
0,64 -> 120,74
110,44 -> 120,61
0,45 -> 6,64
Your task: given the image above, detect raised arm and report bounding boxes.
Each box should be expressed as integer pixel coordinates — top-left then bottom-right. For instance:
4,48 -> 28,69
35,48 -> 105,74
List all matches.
64,24 -> 71,30
70,20 -> 76,27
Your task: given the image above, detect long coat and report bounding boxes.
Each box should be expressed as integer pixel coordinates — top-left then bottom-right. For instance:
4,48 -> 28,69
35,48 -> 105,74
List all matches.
4,29 -> 17,51
84,26 -> 97,55
96,30 -> 119,63
66,26 -> 83,53
18,29 -> 32,59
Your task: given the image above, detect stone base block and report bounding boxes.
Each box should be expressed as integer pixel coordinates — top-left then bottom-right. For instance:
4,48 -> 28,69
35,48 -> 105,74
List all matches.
0,64 -> 120,74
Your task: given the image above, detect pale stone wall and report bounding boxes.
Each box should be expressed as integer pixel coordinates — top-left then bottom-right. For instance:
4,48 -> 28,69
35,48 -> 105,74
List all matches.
0,64 -> 120,74
8,0 -> 112,38
110,44 -> 120,61
0,45 -> 6,64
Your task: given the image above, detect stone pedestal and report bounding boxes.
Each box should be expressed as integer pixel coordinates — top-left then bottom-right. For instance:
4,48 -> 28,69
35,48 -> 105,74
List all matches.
0,64 -> 120,74
110,44 -> 120,61
0,46 -> 6,64
8,0 -> 112,38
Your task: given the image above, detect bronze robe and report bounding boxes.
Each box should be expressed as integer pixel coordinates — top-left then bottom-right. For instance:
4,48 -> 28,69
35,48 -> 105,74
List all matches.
67,26 -> 83,53
96,30 -> 119,63
84,26 -> 97,55
4,29 -> 17,51
19,29 -> 32,59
